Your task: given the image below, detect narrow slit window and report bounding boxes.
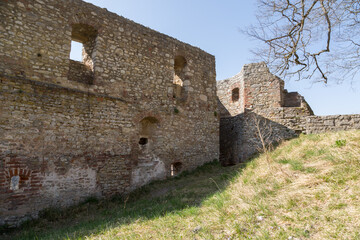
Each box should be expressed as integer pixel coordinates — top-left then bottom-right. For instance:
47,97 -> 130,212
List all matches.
173,56 -> 187,98
10,175 -> 20,190
232,88 -> 239,102
70,41 -> 83,62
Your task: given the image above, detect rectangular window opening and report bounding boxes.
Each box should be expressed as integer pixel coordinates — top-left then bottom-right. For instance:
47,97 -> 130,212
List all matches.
170,162 -> 182,177
232,88 -> 240,102
70,40 -> 83,62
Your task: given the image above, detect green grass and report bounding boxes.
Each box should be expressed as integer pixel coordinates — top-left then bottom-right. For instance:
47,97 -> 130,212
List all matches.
3,130 -> 360,240
278,158 -> 318,173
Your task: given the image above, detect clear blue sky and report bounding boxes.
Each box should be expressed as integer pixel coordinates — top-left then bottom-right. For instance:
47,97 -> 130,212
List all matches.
80,0 -> 360,116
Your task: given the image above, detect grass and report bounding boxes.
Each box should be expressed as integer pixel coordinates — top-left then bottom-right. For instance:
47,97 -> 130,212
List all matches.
3,130 -> 360,239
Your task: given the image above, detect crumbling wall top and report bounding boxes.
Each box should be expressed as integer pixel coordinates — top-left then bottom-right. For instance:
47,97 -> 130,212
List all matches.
217,62 -> 314,118
0,0 -> 216,103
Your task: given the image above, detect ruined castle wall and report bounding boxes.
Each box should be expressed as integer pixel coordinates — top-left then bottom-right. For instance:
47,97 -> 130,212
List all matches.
254,106 -> 313,133
283,91 -> 302,107
217,63 -> 313,164
305,114 -> 360,134
0,0 -> 217,103
220,111 -> 298,165
0,76 -> 133,226
217,72 -> 244,117
241,63 -> 283,110
218,62 -> 359,165
216,63 -> 312,119
0,0 -> 219,226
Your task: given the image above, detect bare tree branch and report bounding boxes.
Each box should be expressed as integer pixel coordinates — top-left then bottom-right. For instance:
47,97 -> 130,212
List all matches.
244,0 -> 360,83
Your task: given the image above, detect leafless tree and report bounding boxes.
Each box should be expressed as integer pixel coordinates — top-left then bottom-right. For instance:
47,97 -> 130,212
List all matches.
248,114 -> 277,154
245,0 -> 360,83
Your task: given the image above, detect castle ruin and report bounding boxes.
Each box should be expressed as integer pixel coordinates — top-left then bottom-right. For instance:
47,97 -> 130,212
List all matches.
217,63 -> 360,166
0,0 -> 219,226
1,0 -> 360,228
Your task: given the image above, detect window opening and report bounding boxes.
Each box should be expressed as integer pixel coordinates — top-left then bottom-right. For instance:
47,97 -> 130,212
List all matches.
170,162 -> 182,176
68,23 -> 97,85
173,56 -> 187,98
10,175 -> 20,190
70,40 -> 83,61
139,137 -> 148,145
232,88 -> 239,102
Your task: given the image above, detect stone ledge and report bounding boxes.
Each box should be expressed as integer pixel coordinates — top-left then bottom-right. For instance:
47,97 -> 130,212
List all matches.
0,74 -> 127,103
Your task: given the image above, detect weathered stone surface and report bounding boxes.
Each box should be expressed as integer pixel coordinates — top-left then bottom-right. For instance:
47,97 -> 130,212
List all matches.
306,115 -> 360,134
2,0 -> 359,228
218,62 -> 360,166
0,0 -> 219,227
217,63 -> 313,165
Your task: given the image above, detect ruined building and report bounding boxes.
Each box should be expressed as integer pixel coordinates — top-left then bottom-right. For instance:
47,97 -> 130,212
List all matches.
0,0 -> 219,226
217,63 -> 360,166
217,63 -> 313,165
2,0 -> 360,228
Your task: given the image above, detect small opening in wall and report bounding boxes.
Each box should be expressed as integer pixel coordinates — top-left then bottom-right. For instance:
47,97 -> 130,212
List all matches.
70,40 -> 83,61
295,130 -> 302,135
68,24 -> 97,85
173,55 -> 187,99
232,88 -> 239,102
139,137 -> 148,145
171,162 -> 182,176
10,175 -> 20,191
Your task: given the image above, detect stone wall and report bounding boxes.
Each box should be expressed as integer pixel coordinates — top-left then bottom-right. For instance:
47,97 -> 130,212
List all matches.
220,111 -> 297,165
241,63 -> 283,110
305,114 -> 360,134
283,91 -> 302,107
217,63 -> 313,114
217,63 -> 313,165
0,0 -> 219,227
217,71 -> 244,117
68,60 -> 94,84
218,62 -> 360,166
0,0 -> 217,100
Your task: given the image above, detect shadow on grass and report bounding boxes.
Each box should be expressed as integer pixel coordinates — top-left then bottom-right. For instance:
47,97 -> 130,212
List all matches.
2,160 -> 252,240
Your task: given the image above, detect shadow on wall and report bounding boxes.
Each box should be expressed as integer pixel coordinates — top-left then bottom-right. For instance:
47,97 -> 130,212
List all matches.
219,107 -> 298,166
2,161 -> 246,239
217,97 -> 231,118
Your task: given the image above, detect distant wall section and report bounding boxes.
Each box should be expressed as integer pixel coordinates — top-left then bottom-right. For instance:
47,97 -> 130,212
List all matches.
306,115 -> 360,134
217,62 -> 360,165
217,63 -> 313,165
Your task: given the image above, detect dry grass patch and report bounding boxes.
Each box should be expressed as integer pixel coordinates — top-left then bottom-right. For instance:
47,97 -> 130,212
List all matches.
3,130 -> 360,240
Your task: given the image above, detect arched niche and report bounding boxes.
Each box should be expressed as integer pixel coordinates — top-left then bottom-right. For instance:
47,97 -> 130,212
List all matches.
232,88 -> 239,102
138,116 -> 160,146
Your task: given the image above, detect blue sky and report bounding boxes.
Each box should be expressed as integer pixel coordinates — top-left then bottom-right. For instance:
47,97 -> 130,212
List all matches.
79,0 -> 360,116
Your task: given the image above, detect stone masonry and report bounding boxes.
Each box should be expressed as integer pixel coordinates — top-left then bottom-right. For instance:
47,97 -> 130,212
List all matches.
306,115 -> 360,134
0,0 -> 219,226
217,63 -> 360,166
1,0 -> 359,228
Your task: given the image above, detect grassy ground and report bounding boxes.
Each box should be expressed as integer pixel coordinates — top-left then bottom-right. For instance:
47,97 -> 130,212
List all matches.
3,130 -> 360,239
